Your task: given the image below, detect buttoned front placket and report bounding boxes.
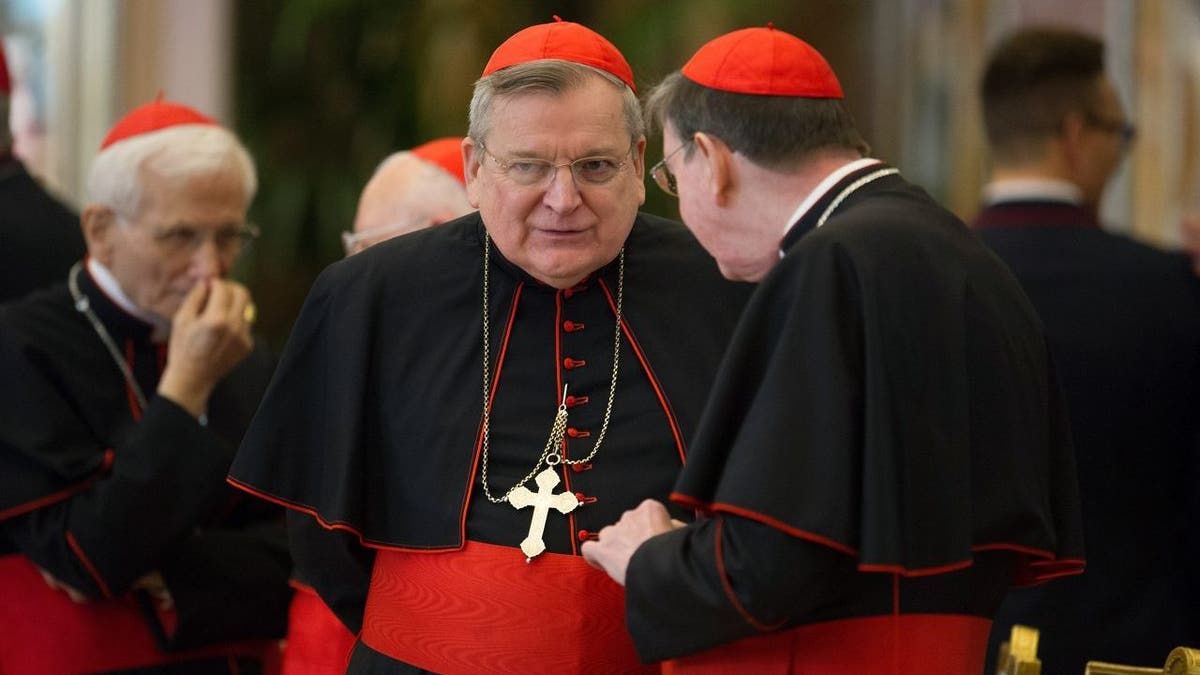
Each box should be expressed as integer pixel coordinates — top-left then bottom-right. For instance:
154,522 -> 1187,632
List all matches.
556,276 -> 611,554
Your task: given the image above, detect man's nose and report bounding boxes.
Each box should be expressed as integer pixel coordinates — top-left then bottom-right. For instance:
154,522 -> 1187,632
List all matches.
542,165 -> 583,213
190,238 -> 225,279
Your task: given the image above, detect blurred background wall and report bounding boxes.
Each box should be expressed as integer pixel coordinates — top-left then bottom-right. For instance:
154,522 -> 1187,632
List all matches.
3,0 -> 1199,349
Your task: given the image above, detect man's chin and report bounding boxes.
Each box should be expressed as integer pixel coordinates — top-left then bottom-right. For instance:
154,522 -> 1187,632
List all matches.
525,258 -> 594,289
717,262 -> 762,283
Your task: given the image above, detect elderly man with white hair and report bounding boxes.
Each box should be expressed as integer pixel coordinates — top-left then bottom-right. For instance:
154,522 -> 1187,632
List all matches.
0,98 -> 291,674
341,136 -> 473,256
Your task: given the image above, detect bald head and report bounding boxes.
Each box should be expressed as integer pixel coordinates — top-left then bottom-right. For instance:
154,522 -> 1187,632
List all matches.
346,150 -> 473,255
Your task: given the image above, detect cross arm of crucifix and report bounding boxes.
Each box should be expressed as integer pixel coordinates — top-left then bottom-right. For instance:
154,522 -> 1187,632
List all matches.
508,468 -> 580,561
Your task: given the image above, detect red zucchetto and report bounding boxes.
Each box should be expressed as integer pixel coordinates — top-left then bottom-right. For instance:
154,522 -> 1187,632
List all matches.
411,137 -> 466,185
681,24 -> 843,98
0,43 -> 10,95
482,16 -> 636,92
100,96 -> 217,150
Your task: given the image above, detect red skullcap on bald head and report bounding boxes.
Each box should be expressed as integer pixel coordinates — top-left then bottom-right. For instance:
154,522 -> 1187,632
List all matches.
100,96 -> 217,150
482,16 -> 636,92
411,137 -> 466,185
682,24 -> 843,98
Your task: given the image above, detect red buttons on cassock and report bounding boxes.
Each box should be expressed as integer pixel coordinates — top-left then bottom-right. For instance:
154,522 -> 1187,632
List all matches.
563,358 -> 586,369
565,395 -> 589,408
563,320 -> 584,332
566,427 -> 591,438
577,530 -> 599,542
574,493 -> 598,504
570,462 -> 594,473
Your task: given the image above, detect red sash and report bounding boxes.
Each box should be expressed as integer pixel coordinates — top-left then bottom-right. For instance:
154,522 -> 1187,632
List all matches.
361,540 -> 658,674
281,583 -> 357,675
663,614 -> 992,675
0,553 -> 282,674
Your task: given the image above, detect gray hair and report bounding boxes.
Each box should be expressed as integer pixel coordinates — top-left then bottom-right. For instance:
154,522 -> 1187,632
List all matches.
86,123 -> 257,220
468,59 -> 644,151
644,72 -> 868,170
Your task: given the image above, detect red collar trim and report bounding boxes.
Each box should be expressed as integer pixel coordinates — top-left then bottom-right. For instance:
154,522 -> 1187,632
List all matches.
972,201 -> 1100,230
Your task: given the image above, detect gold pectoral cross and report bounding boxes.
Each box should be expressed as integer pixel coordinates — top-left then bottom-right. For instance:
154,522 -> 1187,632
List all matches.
508,467 -> 580,562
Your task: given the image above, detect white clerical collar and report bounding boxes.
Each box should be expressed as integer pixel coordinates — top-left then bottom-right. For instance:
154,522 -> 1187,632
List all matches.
86,258 -> 171,342
982,178 -> 1083,206
778,158 -> 882,259
782,158 -> 883,238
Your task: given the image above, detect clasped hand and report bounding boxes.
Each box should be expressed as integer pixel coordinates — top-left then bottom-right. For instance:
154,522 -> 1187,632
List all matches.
581,499 -> 685,586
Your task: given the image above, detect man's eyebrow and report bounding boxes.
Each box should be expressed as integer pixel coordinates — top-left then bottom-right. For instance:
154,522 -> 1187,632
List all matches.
154,221 -> 246,235
498,144 -> 626,160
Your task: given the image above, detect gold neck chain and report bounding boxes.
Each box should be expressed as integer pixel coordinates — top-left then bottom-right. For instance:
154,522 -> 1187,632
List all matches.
478,234 -> 624,505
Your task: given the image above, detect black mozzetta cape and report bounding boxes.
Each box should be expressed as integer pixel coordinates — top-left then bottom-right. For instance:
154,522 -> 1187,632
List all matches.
625,166 -> 1086,662
230,212 -> 753,555
0,267 -> 292,665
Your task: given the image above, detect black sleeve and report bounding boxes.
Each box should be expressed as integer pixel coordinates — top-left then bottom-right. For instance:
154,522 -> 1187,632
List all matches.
287,511 -> 375,635
624,513 -> 855,662
153,519 -> 293,649
2,396 -> 236,599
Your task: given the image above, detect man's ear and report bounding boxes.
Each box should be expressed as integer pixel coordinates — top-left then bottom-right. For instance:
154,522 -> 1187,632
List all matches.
81,206 -> 118,266
693,132 -> 733,207
632,135 -> 646,206
462,138 -> 483,208
1060,110 -> 1088,170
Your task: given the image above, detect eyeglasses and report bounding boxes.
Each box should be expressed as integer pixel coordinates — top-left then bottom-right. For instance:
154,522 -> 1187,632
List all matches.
650,138 -> 694,197
146,222 -> 260,256
341,217 -> 436,256
478,142 -> 634,188
1083,112 -> 1137,145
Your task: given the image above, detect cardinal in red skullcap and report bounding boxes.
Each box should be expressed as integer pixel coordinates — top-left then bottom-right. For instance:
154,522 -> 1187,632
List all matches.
0,96 -> 292,673
228,18 -> 753,674
338,137 -> 474,256
581,24 -> 1085,675
0,41 -> 87,302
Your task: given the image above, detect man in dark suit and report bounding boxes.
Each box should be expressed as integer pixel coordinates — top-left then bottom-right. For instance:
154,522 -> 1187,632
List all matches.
976,26 -> 1200,673
0,42 -> 86,302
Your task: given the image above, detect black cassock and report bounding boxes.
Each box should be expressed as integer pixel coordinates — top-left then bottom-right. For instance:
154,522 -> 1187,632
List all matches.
624,165 -> 1086,674
0,266 -> 291,674
0,155 -> 86,303
230,212 -> 753,673
978,199 -> 1200,673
